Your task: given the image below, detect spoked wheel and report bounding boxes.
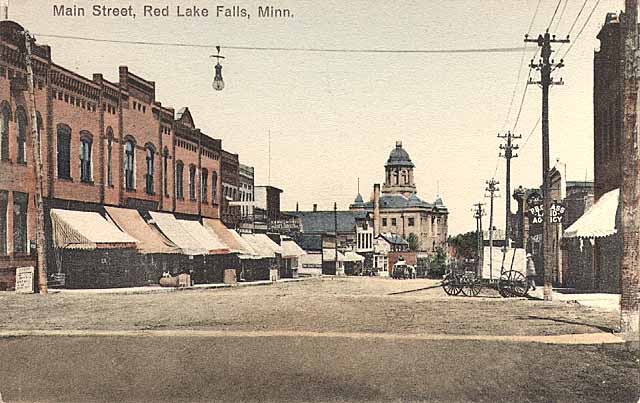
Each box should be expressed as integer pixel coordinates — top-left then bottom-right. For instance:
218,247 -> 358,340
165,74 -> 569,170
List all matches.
442,273 -> 462,296
460,273 -> 483,297
498,270 -> 529,298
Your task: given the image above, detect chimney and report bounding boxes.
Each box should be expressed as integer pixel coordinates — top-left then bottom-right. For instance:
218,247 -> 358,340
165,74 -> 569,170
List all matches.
296,202 -> 299,212
313,203 -> 317,212
373,184 -> 381,237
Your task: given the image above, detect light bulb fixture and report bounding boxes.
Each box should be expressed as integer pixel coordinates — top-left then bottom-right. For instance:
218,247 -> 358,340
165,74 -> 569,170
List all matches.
211,45 -> 225,91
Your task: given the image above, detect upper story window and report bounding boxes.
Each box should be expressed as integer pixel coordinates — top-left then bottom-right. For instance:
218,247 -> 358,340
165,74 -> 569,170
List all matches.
382,218 -> 387,227
175,161 -> 184,199
408,217 -> 415,227
106,128 -> 113,187
124,139 -> 135,191
391,217 -> 397,226
189,164 -> 196,201
0,105 -> 9,161
201,168 -> 208,203
145,145 -> 155,195
163,147 -> 169,197
211,171 -> 218,204
57,124 -> 71,179
16,108 -> 27,164
79,133 -> 92,183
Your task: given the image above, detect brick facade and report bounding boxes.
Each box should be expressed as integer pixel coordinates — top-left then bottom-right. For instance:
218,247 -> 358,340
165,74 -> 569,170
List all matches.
0,20 -> 235,286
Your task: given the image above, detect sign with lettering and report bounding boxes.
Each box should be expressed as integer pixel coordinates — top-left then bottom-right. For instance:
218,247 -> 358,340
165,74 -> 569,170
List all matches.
15,266 -> 35,294
549,201 -> 566,224
527,192 -> 544,226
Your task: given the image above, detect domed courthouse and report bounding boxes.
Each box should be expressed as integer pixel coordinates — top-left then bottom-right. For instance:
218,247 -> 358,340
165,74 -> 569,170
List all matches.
350,141 -> 448,253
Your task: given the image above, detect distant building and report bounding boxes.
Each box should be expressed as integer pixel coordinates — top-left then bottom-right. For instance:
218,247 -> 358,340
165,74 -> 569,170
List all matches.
237,164 -> 255,218
350,141 -> 448,253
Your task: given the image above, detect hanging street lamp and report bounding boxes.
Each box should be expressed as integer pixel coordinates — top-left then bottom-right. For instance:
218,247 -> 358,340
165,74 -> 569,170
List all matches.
211,45 -> 225,91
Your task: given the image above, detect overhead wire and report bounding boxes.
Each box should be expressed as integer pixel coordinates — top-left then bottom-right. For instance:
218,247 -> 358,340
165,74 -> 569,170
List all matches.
560,0 -> 601,59
33,33 -> 524,54
547,0 -> 564,30
552,0 -> 570,32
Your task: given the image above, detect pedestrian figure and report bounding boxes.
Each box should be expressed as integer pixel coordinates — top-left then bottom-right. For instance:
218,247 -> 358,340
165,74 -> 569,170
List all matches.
526,253 -> 536,291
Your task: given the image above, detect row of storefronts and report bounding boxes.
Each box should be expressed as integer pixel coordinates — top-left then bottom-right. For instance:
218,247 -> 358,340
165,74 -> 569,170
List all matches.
44,205 -> 306,289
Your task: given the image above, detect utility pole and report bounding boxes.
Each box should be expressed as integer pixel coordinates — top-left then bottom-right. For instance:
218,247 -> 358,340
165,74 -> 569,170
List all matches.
473,202 -> 486,276
525,30 -> 569,302
22,31 -> 48,294
485,178 -> 500,281
498,131 -> 520,253
334,201 -> 338,275
621,0 -> 640,344
2,0 -> 8,20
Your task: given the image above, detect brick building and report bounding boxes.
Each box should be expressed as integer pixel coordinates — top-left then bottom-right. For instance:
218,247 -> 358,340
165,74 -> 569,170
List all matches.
0,20 -> 245,288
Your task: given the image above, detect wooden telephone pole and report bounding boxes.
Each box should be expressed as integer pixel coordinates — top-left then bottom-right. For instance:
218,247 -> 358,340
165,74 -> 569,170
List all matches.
498,131 -> 520,252
525,31 -> 569,301
485,178 -> 500,281
621,0 -> 640,343
22,31 -> 48,294
473,202 -> 486,276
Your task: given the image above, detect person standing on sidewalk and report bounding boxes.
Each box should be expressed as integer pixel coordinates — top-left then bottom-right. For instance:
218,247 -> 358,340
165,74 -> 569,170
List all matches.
526,253 -> 536,291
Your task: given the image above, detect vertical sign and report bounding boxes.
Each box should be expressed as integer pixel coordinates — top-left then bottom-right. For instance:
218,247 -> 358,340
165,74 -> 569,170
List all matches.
15,266 -> 35,293
549,201 -> 566,224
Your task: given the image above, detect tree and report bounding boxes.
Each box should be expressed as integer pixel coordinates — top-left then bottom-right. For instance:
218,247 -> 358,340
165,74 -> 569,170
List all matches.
407,233 -> 421,251
448,231 -> 477,260
428,247 -> 447,277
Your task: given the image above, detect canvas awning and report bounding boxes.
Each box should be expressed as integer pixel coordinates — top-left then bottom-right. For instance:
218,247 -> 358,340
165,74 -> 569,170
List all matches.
105,207 -> 180,254
564,188 -> 619,239
281,239 -> 306,258
202,218 -> 243,253
228,230 -> 263,259
177,219 -> 230,254
322,248 -> 345,262
148,211 -> 208,255
241,233 -> 282,258
343,251 -> 365,262
50,208 -> 137,250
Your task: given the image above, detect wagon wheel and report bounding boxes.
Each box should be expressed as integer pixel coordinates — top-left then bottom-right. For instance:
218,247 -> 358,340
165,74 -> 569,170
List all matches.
442,273 -> 462,296
498,270 -> 529,298
460,273 -> 482,297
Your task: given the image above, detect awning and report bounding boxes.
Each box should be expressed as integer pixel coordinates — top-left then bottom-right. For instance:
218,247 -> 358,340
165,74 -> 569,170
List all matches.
50,208 -> 137,250
105,207 -> 180,254
202,218 -> 243,253
254,234 -> 283,255
322,248 -> 345,262
240,233 -> 281,258
343,251 -> 365,262
564,188 -> 619,239
227,230 -> 262,259
177,219 -> 230,254
148,211 -> 208,255
281,239 -> 306,258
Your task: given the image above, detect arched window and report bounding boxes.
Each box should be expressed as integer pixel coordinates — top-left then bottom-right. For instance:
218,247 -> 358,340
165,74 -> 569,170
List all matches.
36,112 -> 43,143
16,108 -> 27,164
124,139 -> 135,191
163,147 -> 169,196
79,132 -> 92,183
188,164 -> 196,201
1,105 -> 10,161
106,128 -> 113,187
57,124 -> 71,179
175,161 -> 184,199
393,169 -> 399,185
145,144 -> 155,195
401,170 -> 408,185
211,171 -> 218,203
201,168 -> 208,203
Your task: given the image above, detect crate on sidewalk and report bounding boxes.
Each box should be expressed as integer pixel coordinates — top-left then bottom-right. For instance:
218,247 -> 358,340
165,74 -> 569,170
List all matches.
223,269 -> 237,285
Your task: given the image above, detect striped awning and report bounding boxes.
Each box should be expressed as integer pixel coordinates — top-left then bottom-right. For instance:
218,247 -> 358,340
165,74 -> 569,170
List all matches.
50,209 -> 137,250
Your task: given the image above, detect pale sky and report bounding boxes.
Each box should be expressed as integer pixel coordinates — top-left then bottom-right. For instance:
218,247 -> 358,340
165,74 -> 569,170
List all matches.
9,0 -> 624,235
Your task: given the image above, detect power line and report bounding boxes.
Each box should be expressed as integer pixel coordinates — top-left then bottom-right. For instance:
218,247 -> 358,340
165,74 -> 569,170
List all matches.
547,0 -> 564,30
520,116 -> 541,150
560,0 -> 601,59
552,0 -> 570,32
527,0 -> 543,35
565,0 -> 590,38
33,33 -> 524,54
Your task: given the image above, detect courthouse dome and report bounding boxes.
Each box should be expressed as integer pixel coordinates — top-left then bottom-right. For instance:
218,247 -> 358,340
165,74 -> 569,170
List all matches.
385,141 -> 415,168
